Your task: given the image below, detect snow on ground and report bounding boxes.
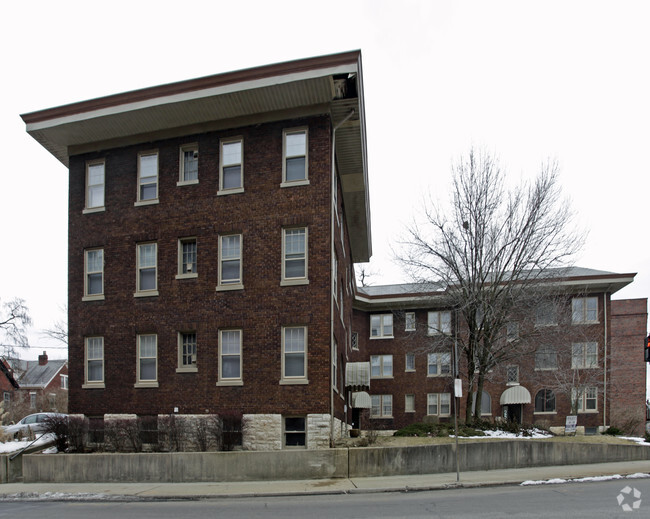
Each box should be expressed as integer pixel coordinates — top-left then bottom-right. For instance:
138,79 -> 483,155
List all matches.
0,434 -> 55,454
521,473 -> 650,486
451,428 -> 552,439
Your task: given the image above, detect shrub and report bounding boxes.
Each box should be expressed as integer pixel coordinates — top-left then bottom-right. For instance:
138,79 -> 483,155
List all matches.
604,426 -> 623,436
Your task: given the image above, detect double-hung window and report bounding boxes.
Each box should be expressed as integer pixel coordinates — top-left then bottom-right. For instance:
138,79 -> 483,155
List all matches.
218,234 -> 243,289
572,297 -> 598,324
536,302 -> 557,326
370,354 -> 393,378
370,314 -> 393,338
284,416 -> 306,448
573,387 -> 597,412
136,151 -> 158,204
281,326 -> 307,383
428,311 -> 452,335
405,353 -> 416,372
177,332 -> 197,372
178,144 -> 199,184
535,345 -> 558,370
218,329 -> 242,385
219,138 -> 243,194
84,248 -> 104,300
370,395 -> 392,417
405,312 -> 416,331
83,336 -> 104,388
177,238 -> 197,278
427,393 -> 451,416
282,227 -> 308,285
85,160 -> 105,212
405,394 -> 415,413
571,342 -> 598,369
136,334 -> 158,387
282,128 -> 308,186
427,352 -> 451,376
136,243 -> 158,296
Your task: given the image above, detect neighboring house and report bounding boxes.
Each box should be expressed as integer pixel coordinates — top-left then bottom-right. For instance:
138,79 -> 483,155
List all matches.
15,352 -> 68,413
21,51 -> 648,447
0,358 -> 20,415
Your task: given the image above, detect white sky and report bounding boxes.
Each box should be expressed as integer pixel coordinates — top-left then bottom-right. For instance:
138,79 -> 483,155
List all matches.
1,0 -> 648,364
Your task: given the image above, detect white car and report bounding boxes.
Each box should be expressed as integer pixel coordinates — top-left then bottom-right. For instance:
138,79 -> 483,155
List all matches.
2,412 -> 67,440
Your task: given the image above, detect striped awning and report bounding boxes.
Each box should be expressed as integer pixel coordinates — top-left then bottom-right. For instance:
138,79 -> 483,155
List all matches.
351,391 -> 372,409
500,385 -> 532,405
345,362 -> 370,390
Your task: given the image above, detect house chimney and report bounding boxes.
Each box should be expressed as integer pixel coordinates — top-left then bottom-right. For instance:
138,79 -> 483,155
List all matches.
38,351 -> 48,366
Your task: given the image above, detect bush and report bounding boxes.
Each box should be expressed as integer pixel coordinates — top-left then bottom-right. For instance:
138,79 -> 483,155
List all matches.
604,426 -> 623,436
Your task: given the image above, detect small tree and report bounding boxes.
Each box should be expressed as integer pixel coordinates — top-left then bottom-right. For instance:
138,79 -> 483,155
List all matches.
0,297 -> 32,357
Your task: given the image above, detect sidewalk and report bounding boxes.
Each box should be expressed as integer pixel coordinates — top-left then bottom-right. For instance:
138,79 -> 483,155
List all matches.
1,460 -> 650,501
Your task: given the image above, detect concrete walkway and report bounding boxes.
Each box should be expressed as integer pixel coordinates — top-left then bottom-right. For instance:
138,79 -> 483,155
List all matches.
1,460 -> 649,501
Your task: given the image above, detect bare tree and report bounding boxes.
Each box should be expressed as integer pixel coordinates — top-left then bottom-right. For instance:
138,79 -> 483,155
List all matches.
0,297 -> 32,357
397,149 -> 584,421
42,305 -> 68,346
355,263 -> 379,287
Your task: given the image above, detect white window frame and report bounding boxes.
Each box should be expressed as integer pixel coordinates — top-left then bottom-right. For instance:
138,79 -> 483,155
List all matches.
572,297 -> 599,324
60,375 -> 68,390
428,311 -> 452,335
332,340 -> 338,391
218,137 -> 244,195
84,159 -> 105,213
83,336 -> 104,389
135,242 -> 158,297
370,314 -> 393,339
405,353 -> 416,372
135,334 -> 158,388
571,342 -> 598,369
405,312 -> 416,331
135,150 -> 159,205
177,332 -> 198,373
351,331 -> 359,351
405,394 -> 415,413
573,387 -> 598,413
281,326 -> 308,384
178,143 -> 199,185
217,234 -> 243,290
427,352 -> 451,376
506,365 -> 520,385
370,354 -> 393,378
83,248 -> 104,301
370,394 -> 393,418
281,227 -> 308,285
176,237 -> 198,279
472,391 -> 492,416
217,329 -> 243,386
281,127 -> 309,187
427,393 -> 451,416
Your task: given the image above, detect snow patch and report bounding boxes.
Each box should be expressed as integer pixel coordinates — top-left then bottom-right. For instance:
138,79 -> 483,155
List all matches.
521,473 -> 650,486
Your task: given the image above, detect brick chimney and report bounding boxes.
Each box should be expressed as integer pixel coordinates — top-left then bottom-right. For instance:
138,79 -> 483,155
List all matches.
38,351 -> 48,366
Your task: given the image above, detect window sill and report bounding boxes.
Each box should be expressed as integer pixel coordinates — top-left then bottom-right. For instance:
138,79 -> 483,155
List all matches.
177,179 -> 199,187
82,383 -> 105,389
281,279 -> 309,287
405,369 -> 416,373
134,199 -> 159,207
176,273 -> 198,280
370,376 -> 394,380
217,187 -> 244,196
578,410 -> 599,414
534,367 -> 558,371
176,367 -> 198,373
533,411 -> 557,415
280,379 -> 309,385
572,321 -> 600,325
369,336 -> 394,340
217,380 -> 243,386
134,291 -> 159,298
506,382 -> 520,386
280,179 -> 310,188
370,416 -> 393,419
427,374 -> 452,378
134,382 -> 159,388
82,295 -> 105,302
83,207 -> 105,214
216,283 -> 244,292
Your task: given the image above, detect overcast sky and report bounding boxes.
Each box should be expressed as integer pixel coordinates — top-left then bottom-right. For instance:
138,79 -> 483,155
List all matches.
1,0 -> 648,363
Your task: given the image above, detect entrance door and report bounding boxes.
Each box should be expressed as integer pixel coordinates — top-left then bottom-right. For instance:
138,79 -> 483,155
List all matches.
351,408 -> 361,429
503,404 -> 522,423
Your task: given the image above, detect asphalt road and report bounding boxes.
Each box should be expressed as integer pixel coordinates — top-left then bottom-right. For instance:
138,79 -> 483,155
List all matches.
1,479 -> 648,518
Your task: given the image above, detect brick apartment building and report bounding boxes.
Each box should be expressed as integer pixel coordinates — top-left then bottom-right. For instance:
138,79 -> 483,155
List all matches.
22,51 -> 648,447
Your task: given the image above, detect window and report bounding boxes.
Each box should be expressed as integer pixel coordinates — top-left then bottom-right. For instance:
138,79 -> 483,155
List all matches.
177,332 -> 197,372
572,342 -> 598,369
219,138 -> 243,193
351,331 -> 359,350
506,322 -> 519,341
284,416 -> 306,447
472,392 -> 492,416
506,365 -> 519,384
136,151 -> 158,203
534,389 -> 556,413
333,250 -> 338,298
179,144 -> 198,184
535,345 -> 558,370
281,326 -> 307,383
136,334 -> 158,387
370,314 -> 393,338
370,394 -> 393,417
427,393 -> 451,416
428,352 -> 451,376
84,248 -> 104,300
405,353 -> 415,372
370,354 -> 393,378
177,238 -> 197,278
30,392 -> 36,409
282,227 -> 308,285
405,394 -> 415,413
218,234 -> 243,289
136,243 -> 158,296
405,312 -> 416,331
282,128 -> 308,185
218,329 -> 242,385
85,160 -> 105,211
572,297 -> 598,324
535,302 -> 556,326
428,311 -> 452,335
573,387 -> 598,412
83,337 -> 104,388
60,375 -> 68,390
332,340 -> 338,390
3,392 -> 9,406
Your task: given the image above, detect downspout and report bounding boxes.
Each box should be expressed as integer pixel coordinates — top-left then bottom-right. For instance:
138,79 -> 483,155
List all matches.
330,110 -> 355,445
603,292 -> 608,430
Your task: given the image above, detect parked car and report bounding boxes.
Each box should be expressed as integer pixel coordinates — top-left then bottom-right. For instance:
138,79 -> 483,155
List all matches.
1,413 -> 67,440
